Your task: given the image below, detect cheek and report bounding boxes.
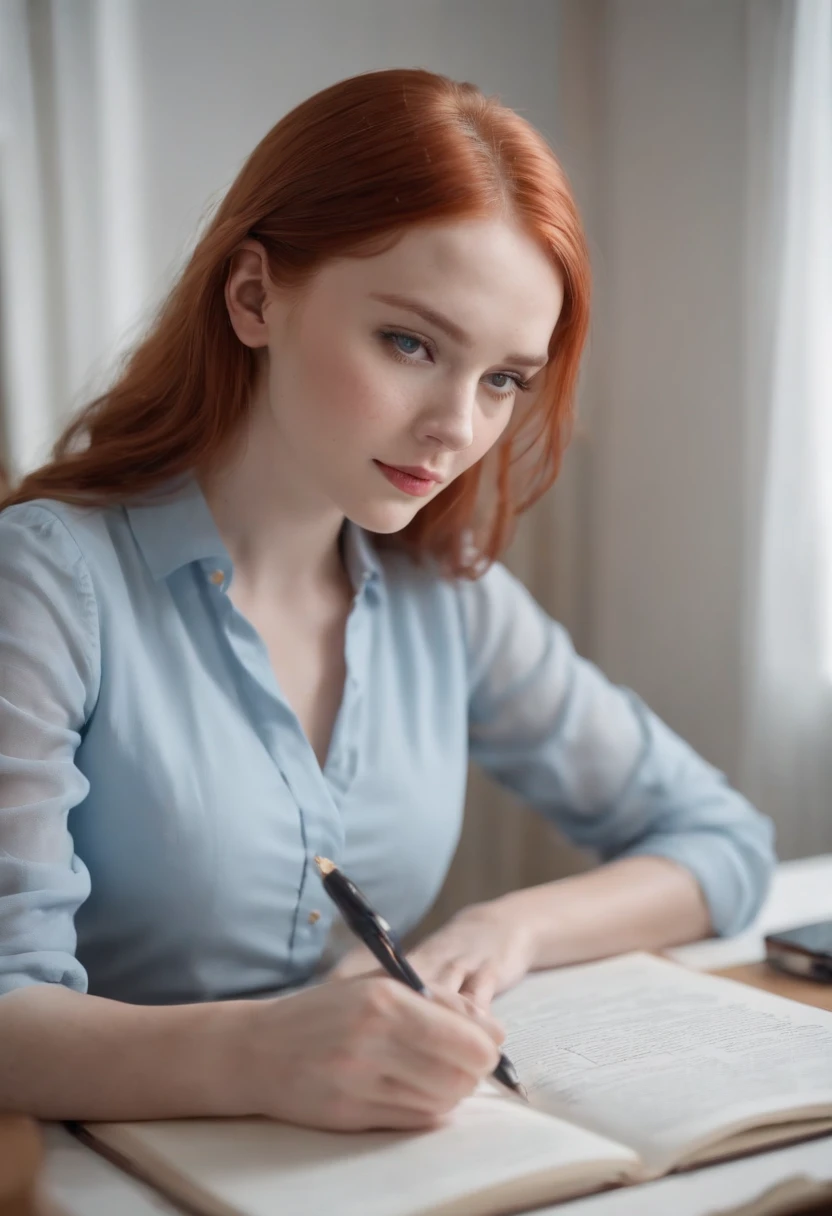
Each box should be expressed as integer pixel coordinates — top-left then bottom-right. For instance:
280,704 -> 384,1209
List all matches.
295,336 -> 397,432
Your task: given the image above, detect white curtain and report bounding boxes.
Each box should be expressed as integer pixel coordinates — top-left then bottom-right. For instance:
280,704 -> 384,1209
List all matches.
0,0 -> 146,479
0,0 -> 57,473
740,0 -> 832,859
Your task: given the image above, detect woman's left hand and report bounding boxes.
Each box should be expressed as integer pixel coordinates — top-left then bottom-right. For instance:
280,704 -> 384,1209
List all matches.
328,900 -> 538,1010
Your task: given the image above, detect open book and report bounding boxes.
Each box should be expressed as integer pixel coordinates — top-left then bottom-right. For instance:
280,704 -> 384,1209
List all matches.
74,953 -> 832,1216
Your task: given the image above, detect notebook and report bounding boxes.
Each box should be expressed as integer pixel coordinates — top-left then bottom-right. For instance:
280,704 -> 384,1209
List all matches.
74,953 -> 832,1216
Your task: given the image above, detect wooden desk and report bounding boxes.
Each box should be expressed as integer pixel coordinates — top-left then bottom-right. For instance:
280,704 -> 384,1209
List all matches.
717,962 -> 832,1012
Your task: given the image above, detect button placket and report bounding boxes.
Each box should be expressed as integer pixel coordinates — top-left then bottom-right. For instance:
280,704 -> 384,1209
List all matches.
204,572 -> 335,955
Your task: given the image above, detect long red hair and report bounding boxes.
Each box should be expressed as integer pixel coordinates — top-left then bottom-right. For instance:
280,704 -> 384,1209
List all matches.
3,68 -> 590,579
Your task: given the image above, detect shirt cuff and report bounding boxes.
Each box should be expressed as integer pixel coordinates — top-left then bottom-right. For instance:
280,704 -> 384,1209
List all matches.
617,829 -> 775,937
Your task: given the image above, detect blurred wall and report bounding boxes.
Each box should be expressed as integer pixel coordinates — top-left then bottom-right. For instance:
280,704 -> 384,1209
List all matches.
590,0 -> 747,789
130,1 -> 561,300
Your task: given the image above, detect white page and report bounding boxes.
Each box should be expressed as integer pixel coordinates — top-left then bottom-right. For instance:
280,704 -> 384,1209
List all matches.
493,952 -> 832,1174
44,1114 -> 832,1216
534,1135 -> 832,1216
92,1088 -> 638,1216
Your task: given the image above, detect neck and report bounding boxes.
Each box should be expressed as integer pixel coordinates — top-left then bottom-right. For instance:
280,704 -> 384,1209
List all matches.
198,396 -> 347,602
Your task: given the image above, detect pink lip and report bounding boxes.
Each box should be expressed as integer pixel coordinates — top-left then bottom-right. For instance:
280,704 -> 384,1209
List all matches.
374,460 -> 443,498
386,463 -> 445,481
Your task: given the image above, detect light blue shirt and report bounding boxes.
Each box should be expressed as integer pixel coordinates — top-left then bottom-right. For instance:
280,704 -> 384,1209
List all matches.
0,476 -> 775,1005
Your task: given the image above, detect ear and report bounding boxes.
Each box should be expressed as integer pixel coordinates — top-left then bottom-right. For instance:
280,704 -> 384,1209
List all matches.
225,239 -> 272,348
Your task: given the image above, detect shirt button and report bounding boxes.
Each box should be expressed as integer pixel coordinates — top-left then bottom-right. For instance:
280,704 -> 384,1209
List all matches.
308,910 -> 321,925
209,569 -> 224,586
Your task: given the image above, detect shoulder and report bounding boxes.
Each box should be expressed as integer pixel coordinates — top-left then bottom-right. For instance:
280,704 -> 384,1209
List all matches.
373,550 -> 553,675
0,497 -> 131,583
0,498 -> 127,631
375,546 -> 519,606
374,546 -> 546,629
0,496 -> 115,551
0,500 -> 104,699
0,499 -> 94,582
452,560 -> 552,650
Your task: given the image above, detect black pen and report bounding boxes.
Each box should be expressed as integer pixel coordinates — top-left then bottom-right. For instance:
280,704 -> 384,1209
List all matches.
313,855 -> 527,1101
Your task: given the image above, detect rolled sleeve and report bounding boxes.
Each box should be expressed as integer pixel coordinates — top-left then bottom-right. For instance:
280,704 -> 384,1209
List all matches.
458,562 -> 776,937
0,504 -> 100,995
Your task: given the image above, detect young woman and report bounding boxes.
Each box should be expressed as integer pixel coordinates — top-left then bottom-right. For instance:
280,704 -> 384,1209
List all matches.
0,69 -> 774,1132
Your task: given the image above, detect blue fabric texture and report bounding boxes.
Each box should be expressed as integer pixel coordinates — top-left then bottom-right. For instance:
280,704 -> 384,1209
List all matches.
0,476 -> 775,1004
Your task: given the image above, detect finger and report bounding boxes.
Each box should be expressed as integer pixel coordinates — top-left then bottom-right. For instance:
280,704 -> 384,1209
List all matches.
373,1058 -> 481,1111
429,986 -> 505,1046
352,976 -> 500,1078
357,1003 -> 492,1102
459,966 -> 499,1011
431,959 -> 470,994
359,1101 -> 448,1132
406,943 -> 462,982
381,1014 -> 497,1093
325,1090 -> 449,1131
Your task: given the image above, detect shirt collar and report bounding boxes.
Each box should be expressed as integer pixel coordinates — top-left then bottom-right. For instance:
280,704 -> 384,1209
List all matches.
126,474 -> 230,581
126,473 -> 384,594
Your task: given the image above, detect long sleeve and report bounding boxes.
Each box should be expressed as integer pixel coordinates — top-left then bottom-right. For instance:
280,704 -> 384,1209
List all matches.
457,561 -> 776,937
0,504 -> 100,995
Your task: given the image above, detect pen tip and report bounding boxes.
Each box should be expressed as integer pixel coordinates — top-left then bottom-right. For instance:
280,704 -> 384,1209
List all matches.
314,855 -> 335,875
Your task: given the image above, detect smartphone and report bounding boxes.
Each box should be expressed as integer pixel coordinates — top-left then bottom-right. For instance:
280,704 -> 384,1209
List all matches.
764,920 -> 832,982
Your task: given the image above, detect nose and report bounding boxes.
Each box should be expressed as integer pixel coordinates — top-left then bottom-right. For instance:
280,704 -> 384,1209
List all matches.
414,382 -> 476,453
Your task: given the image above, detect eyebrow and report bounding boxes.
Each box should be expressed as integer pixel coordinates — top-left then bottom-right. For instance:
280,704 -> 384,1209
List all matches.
368,292 -> 550,369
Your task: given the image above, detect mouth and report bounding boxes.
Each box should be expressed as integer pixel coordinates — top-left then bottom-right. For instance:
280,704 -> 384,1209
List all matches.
373,460 -> 443,498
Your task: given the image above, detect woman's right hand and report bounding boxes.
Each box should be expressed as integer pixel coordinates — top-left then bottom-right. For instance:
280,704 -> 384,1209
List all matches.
234,975 -> 506,1131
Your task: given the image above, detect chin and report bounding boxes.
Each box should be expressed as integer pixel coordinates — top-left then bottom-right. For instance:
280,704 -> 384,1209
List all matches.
348,498 -> 427,535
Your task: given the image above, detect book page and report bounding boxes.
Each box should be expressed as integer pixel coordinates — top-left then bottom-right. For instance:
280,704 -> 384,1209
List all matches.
532,1135 -> 832,1216
87,1088 -> 638,1216
493,952 -> 832,1176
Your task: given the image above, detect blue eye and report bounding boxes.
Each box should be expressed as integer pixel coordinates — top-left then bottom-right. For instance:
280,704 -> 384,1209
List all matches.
379,329 -> 531,397
381,331 -> 425,357
485,371 -> 532,395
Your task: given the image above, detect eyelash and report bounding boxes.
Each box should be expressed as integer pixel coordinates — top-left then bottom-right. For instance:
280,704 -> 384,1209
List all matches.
378,330 -> 532,397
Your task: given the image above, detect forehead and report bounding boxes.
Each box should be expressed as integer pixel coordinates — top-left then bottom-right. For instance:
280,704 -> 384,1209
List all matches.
315,217 -> 564,346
